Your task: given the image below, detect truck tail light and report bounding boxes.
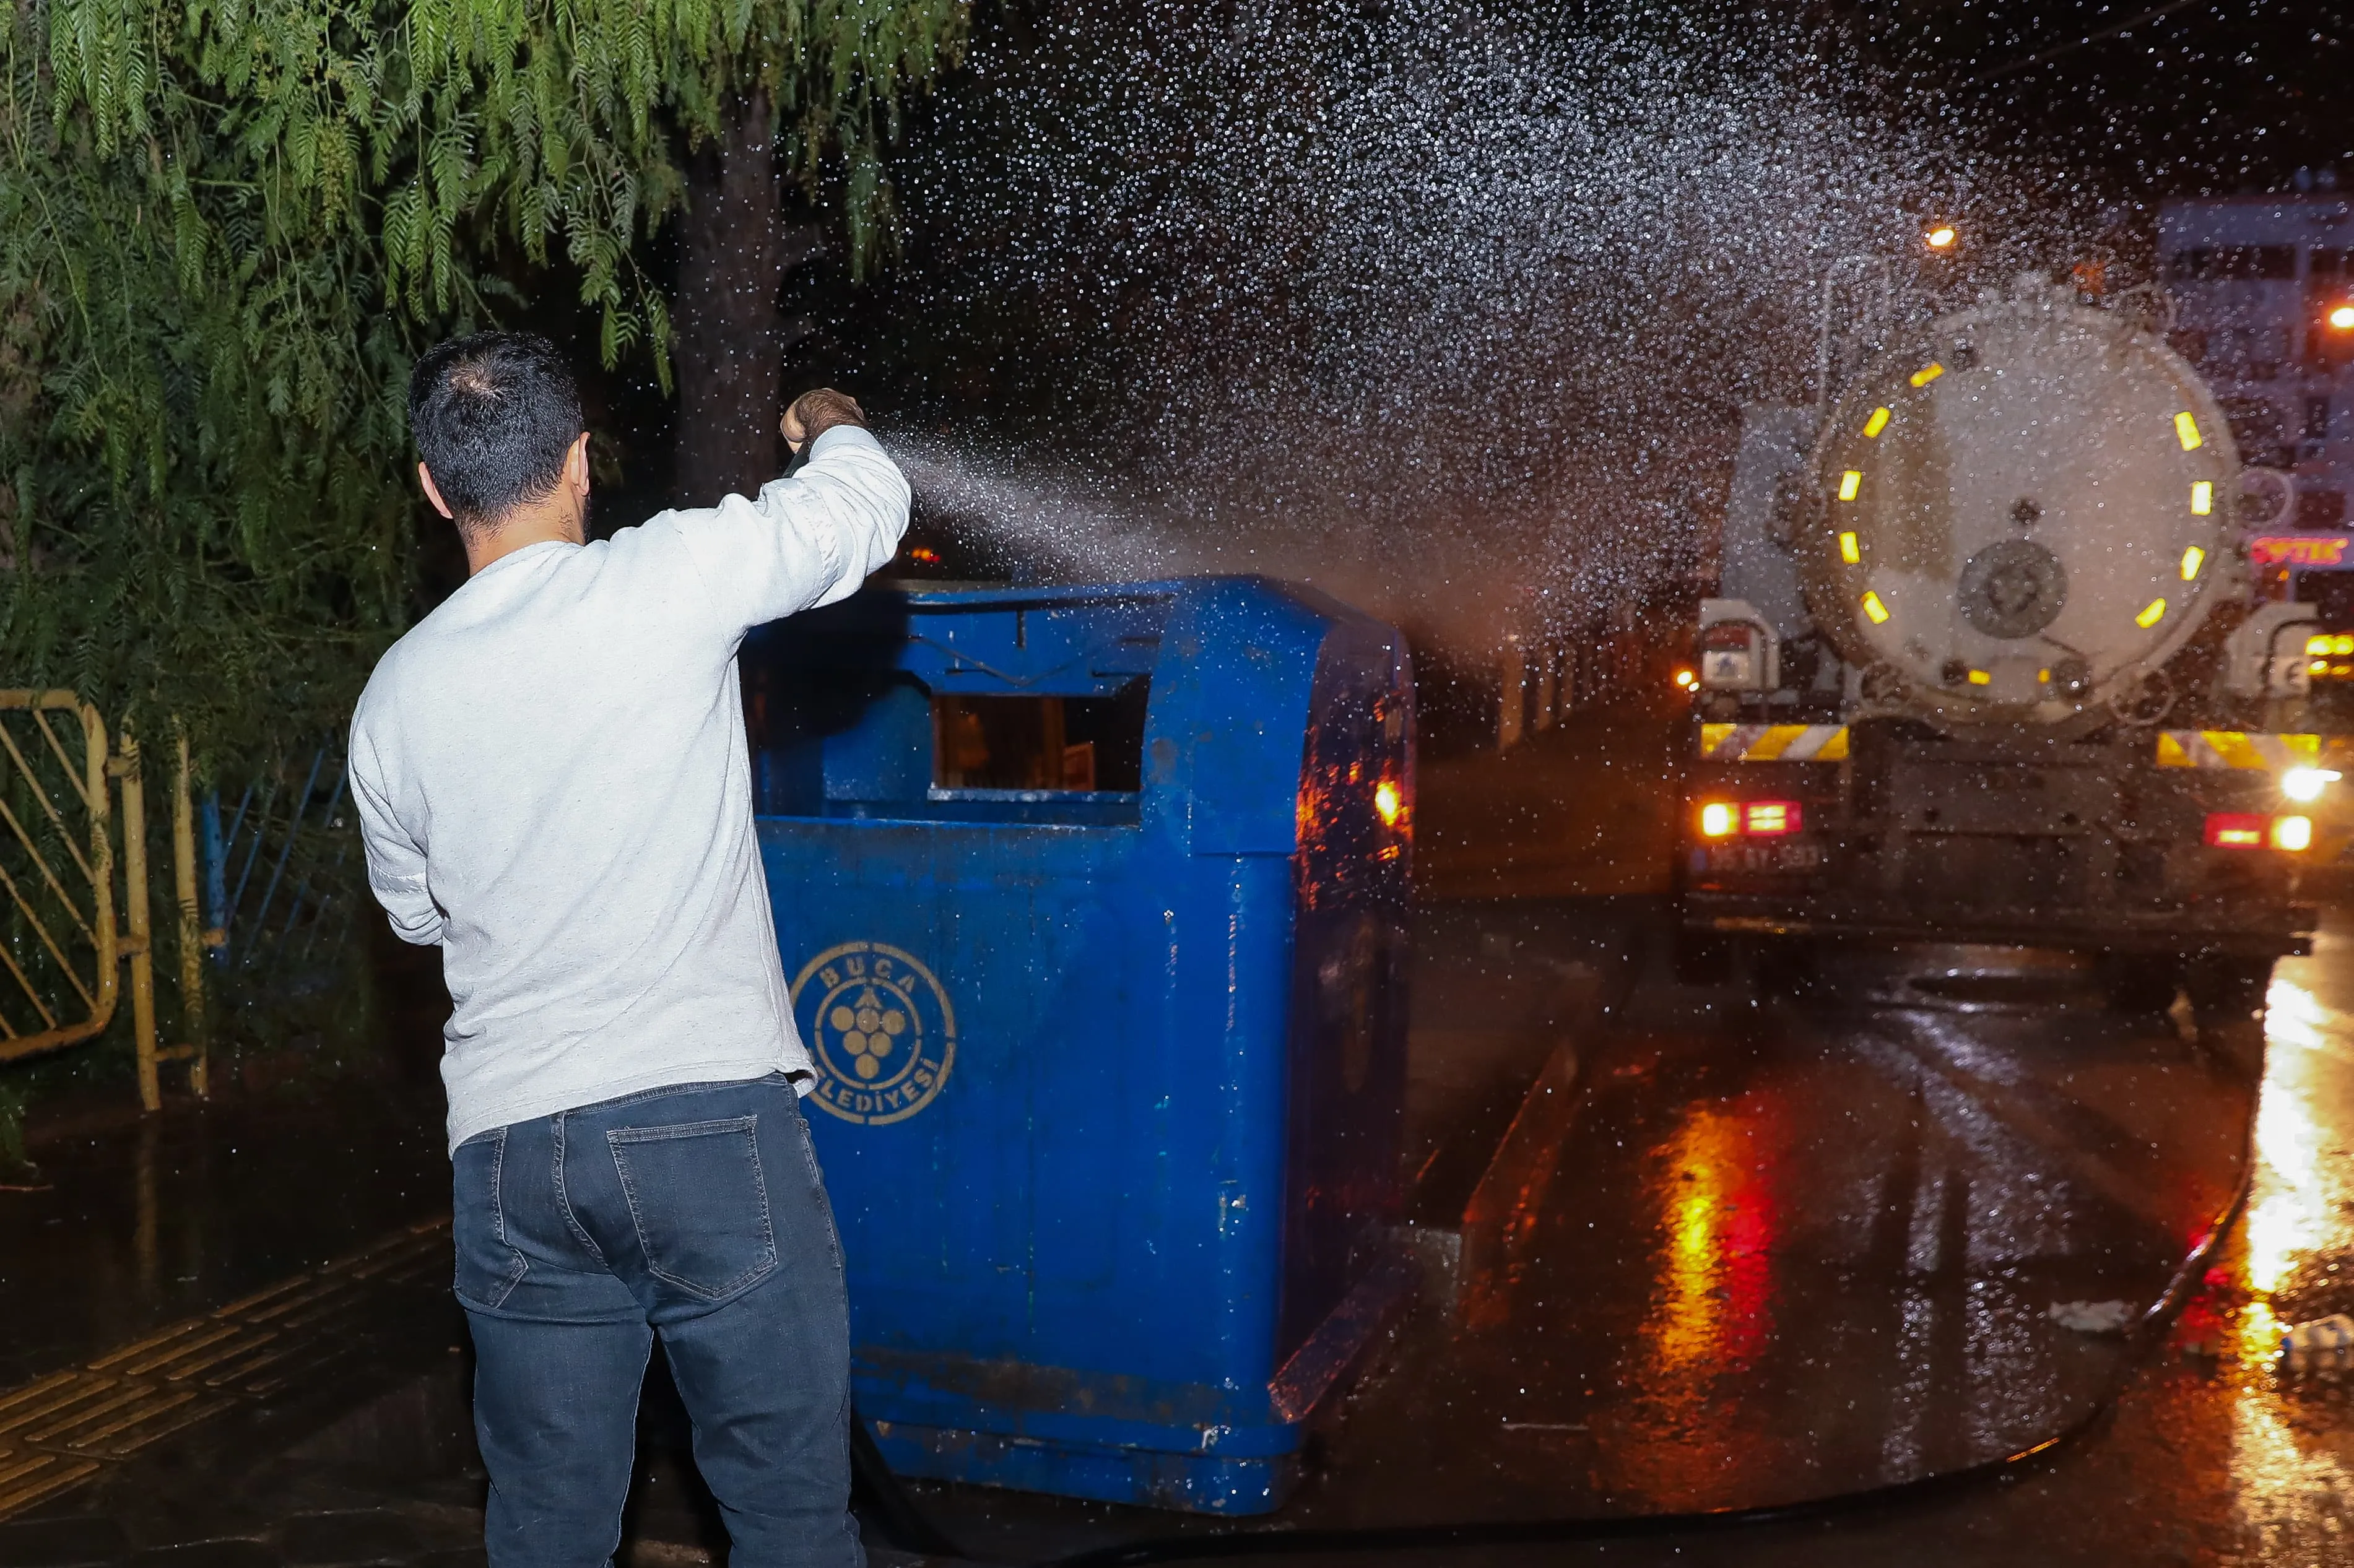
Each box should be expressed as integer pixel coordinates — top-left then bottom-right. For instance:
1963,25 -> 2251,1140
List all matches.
1698,800 -> 1802,838
2207,812 -> 2313,851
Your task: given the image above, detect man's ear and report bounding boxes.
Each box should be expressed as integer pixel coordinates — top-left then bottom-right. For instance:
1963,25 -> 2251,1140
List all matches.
567,432 -> 591,493
417,461 -> 456,521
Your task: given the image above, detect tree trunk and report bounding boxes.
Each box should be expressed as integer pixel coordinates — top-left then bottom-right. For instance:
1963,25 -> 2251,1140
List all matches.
671,92 -> 788,505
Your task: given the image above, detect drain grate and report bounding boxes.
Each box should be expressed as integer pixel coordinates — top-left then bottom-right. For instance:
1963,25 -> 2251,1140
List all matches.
0,1218 -> 450,1518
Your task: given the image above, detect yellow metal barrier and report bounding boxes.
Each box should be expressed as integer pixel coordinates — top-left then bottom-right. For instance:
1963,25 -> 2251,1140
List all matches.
0,691 -> 121,1064
0,693 -> 206,1109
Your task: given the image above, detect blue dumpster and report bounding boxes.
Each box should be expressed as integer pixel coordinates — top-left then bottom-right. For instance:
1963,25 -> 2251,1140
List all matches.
742,576 -> 1414,1514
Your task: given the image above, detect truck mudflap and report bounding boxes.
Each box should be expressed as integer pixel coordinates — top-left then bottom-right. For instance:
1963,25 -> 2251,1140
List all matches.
1683,893 -> 2316,959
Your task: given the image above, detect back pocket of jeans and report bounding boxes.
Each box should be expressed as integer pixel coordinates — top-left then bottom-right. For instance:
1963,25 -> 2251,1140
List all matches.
606,1116 -> 778,1299
451,1128 -> 528,1310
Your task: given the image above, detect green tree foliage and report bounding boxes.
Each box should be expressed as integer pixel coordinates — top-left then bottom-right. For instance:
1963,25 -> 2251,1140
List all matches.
0,0 -> 964,767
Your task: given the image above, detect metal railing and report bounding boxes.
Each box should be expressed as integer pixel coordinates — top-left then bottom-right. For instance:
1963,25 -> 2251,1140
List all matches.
0,691 -> 208,1109
201,749 -> 357,990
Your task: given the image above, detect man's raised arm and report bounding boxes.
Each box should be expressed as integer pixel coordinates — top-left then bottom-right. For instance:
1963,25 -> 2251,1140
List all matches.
665,388 -> 911,635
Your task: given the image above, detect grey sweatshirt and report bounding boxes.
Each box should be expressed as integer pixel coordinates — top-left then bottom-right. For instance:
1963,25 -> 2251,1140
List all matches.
349,426 -> 910,1151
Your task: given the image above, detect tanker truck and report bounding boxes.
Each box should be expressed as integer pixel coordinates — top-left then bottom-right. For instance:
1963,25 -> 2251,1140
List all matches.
1683,271 -> 2318,1007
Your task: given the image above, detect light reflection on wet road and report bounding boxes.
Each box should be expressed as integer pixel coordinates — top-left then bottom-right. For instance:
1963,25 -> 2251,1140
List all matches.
1300,946 -> 2258,1528
1282,917 -> 2354,1565
2214,961 -> 2354,1564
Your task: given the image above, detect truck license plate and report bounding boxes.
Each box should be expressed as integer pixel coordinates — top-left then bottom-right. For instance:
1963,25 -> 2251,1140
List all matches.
1707,841 -> 1822,873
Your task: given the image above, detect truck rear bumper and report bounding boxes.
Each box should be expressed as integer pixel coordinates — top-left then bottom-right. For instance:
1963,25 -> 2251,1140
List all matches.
1683,893 -> 2316,958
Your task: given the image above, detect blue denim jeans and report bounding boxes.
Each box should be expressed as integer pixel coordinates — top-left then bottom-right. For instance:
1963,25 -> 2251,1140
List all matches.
452,1073 -> 862,1568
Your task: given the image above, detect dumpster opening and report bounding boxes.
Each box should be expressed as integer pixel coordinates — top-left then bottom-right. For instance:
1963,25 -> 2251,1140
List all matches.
933,686 -> 1149,795
742,589 -> 1168,827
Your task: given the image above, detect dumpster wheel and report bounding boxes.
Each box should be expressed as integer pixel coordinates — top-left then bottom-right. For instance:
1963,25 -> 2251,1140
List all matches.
849,1145 -> 2252,1567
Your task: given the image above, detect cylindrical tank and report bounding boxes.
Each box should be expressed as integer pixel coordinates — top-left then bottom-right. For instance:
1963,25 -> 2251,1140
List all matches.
1800,282 -> 2242,729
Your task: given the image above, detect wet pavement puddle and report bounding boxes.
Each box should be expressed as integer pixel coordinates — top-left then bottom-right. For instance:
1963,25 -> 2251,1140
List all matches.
1295,989 -> 2256,1527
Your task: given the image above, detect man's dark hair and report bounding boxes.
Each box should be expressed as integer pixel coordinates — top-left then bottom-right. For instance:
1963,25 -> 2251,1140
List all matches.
407,332 -> 583,531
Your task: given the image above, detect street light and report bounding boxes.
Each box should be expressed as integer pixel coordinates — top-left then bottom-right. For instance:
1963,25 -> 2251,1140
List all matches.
2331,303 -> 2354,332
1925,225 -> 1958,251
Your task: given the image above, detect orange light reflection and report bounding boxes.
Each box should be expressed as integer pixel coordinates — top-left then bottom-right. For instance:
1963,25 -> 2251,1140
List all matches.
1647,1102 -> 1778,1378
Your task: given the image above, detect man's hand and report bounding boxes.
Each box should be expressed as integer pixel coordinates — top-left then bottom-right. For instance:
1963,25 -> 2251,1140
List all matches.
781,389 -> 868,454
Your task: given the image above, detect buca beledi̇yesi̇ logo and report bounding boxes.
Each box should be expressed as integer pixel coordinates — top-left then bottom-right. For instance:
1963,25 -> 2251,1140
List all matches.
789,941 -> 956,1125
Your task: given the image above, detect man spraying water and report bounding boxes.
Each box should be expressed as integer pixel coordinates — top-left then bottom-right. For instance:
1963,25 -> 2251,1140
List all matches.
350,331 -> 906,1566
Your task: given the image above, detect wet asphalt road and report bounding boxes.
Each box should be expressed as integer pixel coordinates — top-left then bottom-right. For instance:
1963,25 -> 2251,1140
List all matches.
6,904 -> 2354,1564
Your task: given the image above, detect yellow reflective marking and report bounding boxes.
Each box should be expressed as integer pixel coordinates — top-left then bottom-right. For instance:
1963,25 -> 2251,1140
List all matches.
1864,407 -> 1891,438
2181,545 -> 2205,581
2155,732 -> 2191,767
2175,411 -> 2203,450
1861,591 -> 1890,623
1910,363 -> 1944,388
2136,597 -> 2168,628
2191,480 -> 2213,516
2211,731 -> 2264,770
1966,669 -> 1991,686
1838,470 -> 1862,501
1838,531 -> 1861,564
1697,724 -> 1851,762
